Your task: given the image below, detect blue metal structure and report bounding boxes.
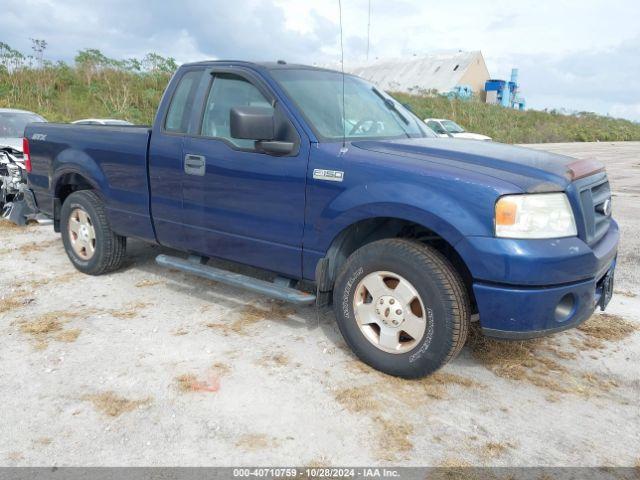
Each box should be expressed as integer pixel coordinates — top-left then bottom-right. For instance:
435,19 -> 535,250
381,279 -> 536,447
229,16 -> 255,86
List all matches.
446,85 -> 474,100
485,68 -> 526,110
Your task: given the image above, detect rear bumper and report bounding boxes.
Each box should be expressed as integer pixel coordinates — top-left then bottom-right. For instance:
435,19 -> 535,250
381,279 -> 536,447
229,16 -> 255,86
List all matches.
465,221 -> 619,338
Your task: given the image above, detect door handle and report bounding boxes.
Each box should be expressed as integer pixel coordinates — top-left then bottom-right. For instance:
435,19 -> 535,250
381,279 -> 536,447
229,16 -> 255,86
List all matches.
184,154 -> 206,176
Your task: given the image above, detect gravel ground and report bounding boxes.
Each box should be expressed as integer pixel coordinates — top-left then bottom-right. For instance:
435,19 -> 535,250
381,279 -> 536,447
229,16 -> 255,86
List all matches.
0,142 -> 638,467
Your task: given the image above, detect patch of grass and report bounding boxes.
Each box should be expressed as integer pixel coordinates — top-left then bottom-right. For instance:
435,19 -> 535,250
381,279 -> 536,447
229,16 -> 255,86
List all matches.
55,328 -> 81,343
108,302 -> 148,319
373,416 -> 414,460
577,313 -> 639,346
211,361 -> 232,376
33,437 -> 52,446
18,316 -> 63,336
614,289 -> 637,298
467,324 -> 624,397
235,433 -> 279,451
17,271 -> 80,289
258,352 -> 290,367
175,373 -> 220,393
483,441 -> 511,458
0,291 -> 27,314
348,360 -> 484,402
82,391 -> 151,417
135,279 -> 165,288
333,366 -> 483,460
6,451 -> 24,462
16,310 -> 84,349
176,374 -> 200,392
0,219 -> 23,231
17,239 -> 60,254
334,385 -> 380,413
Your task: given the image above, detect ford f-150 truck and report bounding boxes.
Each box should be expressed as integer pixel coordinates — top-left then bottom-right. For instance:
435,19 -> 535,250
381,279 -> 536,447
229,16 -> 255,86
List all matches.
24,61 -> 618,378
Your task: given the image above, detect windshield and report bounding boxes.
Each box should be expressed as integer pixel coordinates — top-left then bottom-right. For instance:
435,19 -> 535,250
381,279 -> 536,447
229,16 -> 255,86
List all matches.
271,69 -> 435,141
441,120 -> 465,134
0,112 -> 46,138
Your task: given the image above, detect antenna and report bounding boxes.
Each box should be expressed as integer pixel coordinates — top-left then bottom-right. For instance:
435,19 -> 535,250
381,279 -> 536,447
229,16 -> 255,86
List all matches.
338,0 -> 347,152
366,0 -> 371,61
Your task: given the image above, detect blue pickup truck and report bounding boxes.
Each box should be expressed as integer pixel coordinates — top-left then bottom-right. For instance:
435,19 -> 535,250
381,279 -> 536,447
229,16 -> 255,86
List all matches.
24,61 -> 618,378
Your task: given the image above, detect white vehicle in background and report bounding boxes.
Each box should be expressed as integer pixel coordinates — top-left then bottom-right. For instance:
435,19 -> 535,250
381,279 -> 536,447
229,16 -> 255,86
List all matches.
0,108 -> 47,223
0,108 -> 47,150
424,118 -> 492,141
72,118 -> 134,125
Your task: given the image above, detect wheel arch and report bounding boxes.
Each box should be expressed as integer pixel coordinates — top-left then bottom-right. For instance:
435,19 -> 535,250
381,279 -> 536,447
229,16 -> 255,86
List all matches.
315,215 -> 476,312
52,167 -> 102,232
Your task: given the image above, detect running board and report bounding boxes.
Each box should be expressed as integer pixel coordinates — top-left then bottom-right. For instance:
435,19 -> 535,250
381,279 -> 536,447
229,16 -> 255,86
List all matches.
155,254 -> 316,305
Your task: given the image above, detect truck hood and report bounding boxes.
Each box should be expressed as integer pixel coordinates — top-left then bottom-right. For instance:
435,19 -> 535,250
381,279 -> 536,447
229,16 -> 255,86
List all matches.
0,137 -> 22,152
352,138 -> 597,192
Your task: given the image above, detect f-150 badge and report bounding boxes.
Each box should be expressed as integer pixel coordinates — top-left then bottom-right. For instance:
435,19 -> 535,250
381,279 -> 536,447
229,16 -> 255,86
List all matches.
313,169 -> 344,182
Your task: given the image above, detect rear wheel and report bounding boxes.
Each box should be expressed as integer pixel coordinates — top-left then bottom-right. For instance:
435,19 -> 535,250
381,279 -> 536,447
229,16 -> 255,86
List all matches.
61,190 -> 126,275
333,239 -> 470,378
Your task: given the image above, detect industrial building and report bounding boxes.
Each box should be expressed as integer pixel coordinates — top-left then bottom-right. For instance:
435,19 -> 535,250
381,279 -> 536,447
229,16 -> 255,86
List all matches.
344,50 -> 491,97
342,50 -> 525,109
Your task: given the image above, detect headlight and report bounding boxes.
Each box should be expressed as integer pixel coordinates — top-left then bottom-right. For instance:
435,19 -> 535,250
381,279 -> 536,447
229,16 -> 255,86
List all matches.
495,193 -> 577,239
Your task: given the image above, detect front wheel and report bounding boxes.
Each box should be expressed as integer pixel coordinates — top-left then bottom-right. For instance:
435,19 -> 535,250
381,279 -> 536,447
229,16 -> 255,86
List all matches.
333,239 -> 470,378
61,190 -> 126,275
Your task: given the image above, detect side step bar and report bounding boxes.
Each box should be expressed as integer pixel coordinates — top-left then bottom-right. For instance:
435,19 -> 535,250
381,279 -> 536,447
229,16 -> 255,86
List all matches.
155,254 -> 316,305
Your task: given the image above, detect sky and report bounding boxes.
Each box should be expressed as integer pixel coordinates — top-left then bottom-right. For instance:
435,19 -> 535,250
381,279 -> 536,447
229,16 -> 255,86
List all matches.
2,0 -> 639,121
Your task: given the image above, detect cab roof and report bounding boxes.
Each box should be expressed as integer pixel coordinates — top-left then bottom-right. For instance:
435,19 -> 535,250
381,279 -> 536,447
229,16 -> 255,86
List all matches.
180,60 -> 342,74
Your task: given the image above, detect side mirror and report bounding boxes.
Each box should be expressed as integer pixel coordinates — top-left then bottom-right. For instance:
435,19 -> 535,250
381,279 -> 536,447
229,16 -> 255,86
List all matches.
230,106 -> 294,156
230,106 -> 275,140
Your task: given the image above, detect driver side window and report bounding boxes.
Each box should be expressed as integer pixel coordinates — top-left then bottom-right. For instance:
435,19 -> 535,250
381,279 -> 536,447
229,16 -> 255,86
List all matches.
201,74 -> 272,148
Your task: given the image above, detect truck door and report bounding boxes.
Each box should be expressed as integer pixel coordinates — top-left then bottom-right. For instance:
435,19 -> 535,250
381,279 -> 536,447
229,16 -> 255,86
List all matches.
181,68 -> 309,278
148,67 -> 206,250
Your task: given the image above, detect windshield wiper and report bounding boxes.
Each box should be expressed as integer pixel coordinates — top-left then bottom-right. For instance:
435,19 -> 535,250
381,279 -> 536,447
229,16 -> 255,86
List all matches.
372,88 -> 409,125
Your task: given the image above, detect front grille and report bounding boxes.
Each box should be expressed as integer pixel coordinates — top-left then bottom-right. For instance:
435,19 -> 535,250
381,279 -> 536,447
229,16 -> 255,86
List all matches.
578,176 -> 611,245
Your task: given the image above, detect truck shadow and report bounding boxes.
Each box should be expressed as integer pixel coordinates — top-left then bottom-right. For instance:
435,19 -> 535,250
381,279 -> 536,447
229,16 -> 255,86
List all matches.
122,238 -> 344,345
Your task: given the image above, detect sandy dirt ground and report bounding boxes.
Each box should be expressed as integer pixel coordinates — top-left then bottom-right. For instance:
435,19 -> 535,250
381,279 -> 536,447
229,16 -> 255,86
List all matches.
0,142 -> 638,467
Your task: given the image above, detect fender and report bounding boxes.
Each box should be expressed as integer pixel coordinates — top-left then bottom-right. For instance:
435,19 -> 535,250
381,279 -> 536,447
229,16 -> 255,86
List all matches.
306,179 -> 497,251
49,149 -> 107,231
303,177 -> 502,283
52,149 -> 107,195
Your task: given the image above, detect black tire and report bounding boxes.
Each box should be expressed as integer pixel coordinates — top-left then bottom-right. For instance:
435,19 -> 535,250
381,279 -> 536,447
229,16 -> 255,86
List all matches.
60,190 -> 126,275
333,239 -> 470,378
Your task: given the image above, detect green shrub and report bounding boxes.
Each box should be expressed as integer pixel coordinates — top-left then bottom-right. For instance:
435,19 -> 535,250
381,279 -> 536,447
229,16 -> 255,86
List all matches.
1,42 -> 638,143
394,92 -> 640,143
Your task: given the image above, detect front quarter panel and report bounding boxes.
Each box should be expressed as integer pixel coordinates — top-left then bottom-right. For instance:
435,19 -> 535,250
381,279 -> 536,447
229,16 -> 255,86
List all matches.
302,142 -> 520,279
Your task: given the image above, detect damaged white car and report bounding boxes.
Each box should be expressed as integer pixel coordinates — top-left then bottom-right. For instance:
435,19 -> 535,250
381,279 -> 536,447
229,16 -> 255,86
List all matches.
0,108 -> 46,224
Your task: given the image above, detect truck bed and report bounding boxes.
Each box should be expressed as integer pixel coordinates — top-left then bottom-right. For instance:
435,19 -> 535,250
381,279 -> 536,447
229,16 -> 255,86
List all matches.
25,123 -> 155,241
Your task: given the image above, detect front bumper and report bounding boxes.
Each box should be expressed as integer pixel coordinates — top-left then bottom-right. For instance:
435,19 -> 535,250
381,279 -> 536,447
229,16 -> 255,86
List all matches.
460,221 -> 619,338
475,260 -> 614,339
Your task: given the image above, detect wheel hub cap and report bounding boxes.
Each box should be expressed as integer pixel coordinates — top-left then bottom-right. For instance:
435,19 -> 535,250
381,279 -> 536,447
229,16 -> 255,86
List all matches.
68,207 -> 96,260
352,271 -> 428,354
375,295 -> 404,328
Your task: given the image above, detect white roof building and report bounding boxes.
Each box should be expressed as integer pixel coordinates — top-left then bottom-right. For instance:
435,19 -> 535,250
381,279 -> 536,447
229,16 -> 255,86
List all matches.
343,51 -> 491,96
